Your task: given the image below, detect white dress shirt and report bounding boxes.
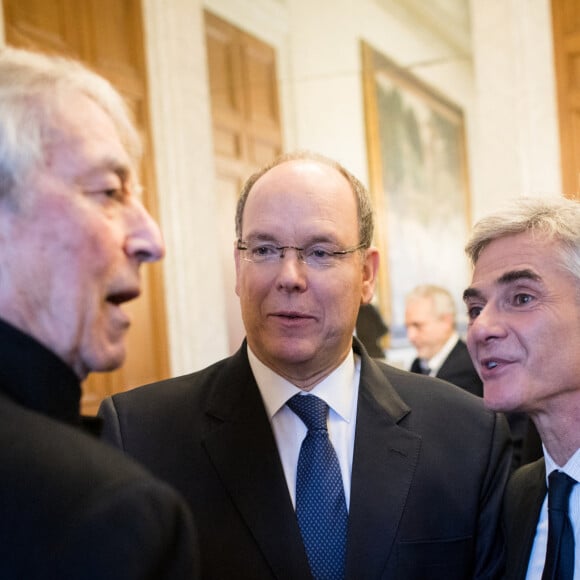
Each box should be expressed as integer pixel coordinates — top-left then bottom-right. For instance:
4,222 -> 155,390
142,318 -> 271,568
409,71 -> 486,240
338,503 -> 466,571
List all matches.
248,345 -> 360,510
525,446 -> 580,579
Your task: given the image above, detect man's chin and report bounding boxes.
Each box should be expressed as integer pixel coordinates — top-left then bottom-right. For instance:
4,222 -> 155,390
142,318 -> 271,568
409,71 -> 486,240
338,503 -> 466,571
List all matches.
482,389 -> 521,414
84,344 -> 127,375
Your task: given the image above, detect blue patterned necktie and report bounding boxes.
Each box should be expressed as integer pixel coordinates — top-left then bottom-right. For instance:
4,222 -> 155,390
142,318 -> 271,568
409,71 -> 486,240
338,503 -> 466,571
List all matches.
287,394 -> 348,580
542,471 -> 577,580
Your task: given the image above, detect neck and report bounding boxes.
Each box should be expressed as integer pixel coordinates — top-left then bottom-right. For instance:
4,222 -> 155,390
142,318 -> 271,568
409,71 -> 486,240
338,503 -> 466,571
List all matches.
532,404 -> 580,466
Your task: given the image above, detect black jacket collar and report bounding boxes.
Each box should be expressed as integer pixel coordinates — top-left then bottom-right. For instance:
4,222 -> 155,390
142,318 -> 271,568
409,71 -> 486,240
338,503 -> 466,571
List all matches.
0,317 -> 82,427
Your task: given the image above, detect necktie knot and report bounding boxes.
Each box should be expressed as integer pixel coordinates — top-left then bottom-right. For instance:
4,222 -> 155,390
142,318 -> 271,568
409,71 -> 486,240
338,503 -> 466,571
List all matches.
548,471 -> 577,512
287,394 -> 328,431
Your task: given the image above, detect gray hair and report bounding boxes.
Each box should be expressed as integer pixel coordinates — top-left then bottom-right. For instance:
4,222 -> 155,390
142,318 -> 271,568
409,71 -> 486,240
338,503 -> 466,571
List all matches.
235,151 -> 375,248
406,284 -> 456,320
0,47 -> 140,204
465,197 -> 580,282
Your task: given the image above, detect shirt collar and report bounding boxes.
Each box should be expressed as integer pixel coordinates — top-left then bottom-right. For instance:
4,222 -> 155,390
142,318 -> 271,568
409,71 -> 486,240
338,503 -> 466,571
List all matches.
426,332 -> 459,374
544,445 -> 580,484
247,344 -> 357,424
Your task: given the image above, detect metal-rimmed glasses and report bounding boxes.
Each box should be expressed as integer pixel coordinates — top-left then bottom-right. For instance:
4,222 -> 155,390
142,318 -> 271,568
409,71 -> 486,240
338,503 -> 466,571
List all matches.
237,239 -> 366,269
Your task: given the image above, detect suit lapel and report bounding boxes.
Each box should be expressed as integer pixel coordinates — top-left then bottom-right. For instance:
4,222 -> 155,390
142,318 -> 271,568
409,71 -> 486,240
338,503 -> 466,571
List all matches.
201,346 -> 311,579
200,341 -> 423,579
504,459 -> 546,580
436,341 -> 462,379
346,343 -> 421,578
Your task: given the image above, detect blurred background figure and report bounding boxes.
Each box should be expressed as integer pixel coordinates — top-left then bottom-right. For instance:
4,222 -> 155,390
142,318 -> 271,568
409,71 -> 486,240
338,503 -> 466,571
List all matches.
355,301 -> 389,359
405,284 -> 482,396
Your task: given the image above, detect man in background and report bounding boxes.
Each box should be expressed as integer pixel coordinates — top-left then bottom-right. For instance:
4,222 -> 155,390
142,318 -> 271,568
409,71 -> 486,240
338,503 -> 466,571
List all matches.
463,196 -> 580,579
100,151 -> 511,579
355,301 -> 388,359
405,284 -> 483,396
0,47 -> 197,578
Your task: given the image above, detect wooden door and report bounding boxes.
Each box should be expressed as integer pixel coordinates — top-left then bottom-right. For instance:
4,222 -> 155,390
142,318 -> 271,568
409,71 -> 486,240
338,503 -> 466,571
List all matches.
552,0 -> 580,199
205,10 -> 283,353
3,0 -> 169,414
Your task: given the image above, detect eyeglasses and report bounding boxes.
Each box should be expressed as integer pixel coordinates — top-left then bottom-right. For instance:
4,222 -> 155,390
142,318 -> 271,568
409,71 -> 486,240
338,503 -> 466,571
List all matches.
237,240 -> 366,269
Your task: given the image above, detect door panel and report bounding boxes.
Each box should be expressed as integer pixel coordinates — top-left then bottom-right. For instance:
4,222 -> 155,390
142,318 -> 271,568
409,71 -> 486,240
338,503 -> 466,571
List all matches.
205,10 -> 283,353
552,0 -> 580,199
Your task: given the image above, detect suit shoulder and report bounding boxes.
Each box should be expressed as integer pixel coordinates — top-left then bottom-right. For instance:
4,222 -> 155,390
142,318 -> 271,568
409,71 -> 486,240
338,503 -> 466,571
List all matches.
111,353 -> 240,407
381,361 -> 484,409
0,397 -> 152,491
507,457 -> 545,496
375,361 -> 504,444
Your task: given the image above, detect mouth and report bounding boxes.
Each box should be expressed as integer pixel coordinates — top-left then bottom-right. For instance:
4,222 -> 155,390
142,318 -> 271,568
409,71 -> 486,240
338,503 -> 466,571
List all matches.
271,310 -> 312,319
483,359 -> 499,370
269,310 -> 316,325
106,288 -> 140,306
479,357 -> 512,375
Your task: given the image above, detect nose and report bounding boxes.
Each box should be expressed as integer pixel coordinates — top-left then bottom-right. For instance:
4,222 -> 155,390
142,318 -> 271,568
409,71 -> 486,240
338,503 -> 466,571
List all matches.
406,325 -> 417,343
468,303 -> 506,344
124,198 -> 165,263
275,248 -> 307,292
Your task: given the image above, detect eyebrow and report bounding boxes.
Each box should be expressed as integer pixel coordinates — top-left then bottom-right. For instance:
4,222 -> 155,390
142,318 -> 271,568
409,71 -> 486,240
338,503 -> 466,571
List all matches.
463,268 -> 542,302
243,232 -> 338,245
84,157 -> 130,183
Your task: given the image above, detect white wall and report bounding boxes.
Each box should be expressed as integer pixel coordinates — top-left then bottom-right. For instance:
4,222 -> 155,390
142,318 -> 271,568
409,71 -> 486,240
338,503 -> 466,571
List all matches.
1,0 -> 562,375
469,0 -> 561,221
143,0 -> 230,375
195,0 -> 562,369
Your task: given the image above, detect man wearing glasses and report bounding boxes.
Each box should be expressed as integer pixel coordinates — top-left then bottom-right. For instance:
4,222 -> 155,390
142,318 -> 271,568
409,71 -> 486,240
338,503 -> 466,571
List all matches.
100,151 -> 511,579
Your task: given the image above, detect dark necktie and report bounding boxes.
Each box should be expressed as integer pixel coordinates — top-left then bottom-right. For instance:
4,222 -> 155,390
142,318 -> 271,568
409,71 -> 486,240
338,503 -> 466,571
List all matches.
542,470 -> 577,580
287,394 -> 348,580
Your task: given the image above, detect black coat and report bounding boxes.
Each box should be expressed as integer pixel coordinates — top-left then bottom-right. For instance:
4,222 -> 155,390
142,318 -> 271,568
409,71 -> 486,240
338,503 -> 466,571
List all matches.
100,338 -> 511,579
411,339 -> 483,397
0,318 -> 198,579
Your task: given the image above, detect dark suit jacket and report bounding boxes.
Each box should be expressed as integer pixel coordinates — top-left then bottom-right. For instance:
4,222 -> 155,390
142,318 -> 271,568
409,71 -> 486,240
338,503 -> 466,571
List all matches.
100,338 -> 511,580
411,339 -> 483,397
502,458 -> 547,580
0,317 -> 198,579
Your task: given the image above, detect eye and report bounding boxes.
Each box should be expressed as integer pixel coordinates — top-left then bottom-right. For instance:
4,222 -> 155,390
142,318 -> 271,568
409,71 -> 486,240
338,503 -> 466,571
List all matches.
103,188 -> 124,200
305,246 -> 334,259
251,243 -> 278,257
467,306 -> 482,320
513,293 -> 534,306
86,185 -> 126,204
464,299 -> 483,320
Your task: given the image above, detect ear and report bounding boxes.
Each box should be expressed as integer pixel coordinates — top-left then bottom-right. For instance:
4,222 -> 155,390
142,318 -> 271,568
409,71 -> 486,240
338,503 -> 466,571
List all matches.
361,247 -> 379,304
234,241 -> 242,297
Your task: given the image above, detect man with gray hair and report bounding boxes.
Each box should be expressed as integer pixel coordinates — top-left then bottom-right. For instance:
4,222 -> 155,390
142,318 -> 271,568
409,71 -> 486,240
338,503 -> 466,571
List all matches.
0,47 -> 198,578
405,284 -> 483,396
463,196 -> 580,579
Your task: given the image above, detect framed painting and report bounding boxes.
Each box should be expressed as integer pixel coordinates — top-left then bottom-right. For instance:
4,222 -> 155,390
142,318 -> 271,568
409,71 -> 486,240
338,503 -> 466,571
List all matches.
361,41 -> 472,348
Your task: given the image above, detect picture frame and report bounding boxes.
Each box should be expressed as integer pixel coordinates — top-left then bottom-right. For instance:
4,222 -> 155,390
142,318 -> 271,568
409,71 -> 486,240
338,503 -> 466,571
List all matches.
361,41 -> 473,348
